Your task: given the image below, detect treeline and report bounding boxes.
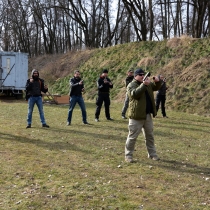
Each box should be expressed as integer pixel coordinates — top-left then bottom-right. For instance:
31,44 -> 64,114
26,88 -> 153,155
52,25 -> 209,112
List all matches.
0,0 -> 209,56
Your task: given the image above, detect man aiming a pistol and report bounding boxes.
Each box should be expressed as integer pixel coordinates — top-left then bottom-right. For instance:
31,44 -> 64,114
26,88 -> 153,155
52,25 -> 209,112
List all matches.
125,68 -> 161,163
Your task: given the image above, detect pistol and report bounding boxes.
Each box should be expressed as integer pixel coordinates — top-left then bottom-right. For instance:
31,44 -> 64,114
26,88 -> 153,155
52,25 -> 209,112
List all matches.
143,72 -> 151,81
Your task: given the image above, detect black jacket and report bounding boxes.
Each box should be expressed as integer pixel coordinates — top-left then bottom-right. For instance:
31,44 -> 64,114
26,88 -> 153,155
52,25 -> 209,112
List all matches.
25,78 -> 47,100
157,81 -> 167,95
69,77 -> 84,96
125,76 -> 134,87
97,76 -> 113,93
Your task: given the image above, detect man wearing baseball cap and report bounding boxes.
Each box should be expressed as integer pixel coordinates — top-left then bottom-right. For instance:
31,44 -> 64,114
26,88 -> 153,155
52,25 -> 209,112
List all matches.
125,68 -> 161,163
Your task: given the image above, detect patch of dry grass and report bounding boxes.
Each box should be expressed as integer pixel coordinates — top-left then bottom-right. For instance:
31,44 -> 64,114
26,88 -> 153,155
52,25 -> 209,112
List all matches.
166,35 -> 198,49
137,57 -> 157,68
29,50 -> 95,84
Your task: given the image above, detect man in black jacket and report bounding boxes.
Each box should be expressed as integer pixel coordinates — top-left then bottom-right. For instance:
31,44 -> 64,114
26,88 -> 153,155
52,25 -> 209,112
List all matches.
25,69 -> 49,128
155,75 -> 168,118
67,70 -> 88,125
95,69 -> 113,122
121,69 -> 134,119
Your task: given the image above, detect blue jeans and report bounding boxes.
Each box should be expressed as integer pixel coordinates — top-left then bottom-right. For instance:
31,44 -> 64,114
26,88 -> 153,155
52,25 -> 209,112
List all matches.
27,96 -> 46,125
67,95 -> 87,123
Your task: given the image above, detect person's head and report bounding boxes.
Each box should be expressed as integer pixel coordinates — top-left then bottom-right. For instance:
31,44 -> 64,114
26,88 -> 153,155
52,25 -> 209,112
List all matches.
74,70 -> 81,79
31,69 -> 39,80
134,68 -> 145,82
159,74 -> 165,81
101,69 -> 108,78
127,69 -> 134,77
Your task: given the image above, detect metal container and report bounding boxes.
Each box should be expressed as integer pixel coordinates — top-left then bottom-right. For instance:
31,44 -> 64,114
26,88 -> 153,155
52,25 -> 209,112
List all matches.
0,51 -> 28,98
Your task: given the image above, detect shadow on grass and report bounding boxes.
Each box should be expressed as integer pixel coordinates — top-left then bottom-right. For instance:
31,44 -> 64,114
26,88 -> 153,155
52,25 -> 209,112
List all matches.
1,131 -> 91,154
156,115 -> 210,125
43,101 -> 97,109
155,119 -> 210,134
1,124 -> 126,152
2,130 -> 210,176
49,126 -> 126,142
149,158 -> 210,175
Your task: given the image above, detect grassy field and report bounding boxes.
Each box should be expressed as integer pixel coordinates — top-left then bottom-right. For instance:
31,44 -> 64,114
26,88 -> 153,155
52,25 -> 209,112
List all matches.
0,100 -> 209,210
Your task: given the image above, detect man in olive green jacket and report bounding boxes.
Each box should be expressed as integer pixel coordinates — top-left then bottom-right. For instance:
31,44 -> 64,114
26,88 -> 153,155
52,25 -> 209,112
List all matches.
125,68 -> 161,163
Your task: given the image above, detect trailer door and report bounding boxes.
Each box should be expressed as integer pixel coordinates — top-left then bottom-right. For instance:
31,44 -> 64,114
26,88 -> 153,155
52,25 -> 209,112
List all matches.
1,55 -> 16,87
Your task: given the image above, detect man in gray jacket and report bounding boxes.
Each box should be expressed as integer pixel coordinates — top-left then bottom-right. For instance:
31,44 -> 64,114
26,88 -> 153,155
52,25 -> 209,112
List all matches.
125,68 -> 161,163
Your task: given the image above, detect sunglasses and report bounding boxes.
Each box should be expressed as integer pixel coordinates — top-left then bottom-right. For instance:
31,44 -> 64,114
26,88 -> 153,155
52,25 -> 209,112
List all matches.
138,74 -> 144,76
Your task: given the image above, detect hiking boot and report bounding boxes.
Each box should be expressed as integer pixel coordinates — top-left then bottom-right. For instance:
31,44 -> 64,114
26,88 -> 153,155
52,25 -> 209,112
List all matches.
42,124 -> 50,128
125,157 -> 133,163
26,124 -> 31,129
148,155 -> 160,161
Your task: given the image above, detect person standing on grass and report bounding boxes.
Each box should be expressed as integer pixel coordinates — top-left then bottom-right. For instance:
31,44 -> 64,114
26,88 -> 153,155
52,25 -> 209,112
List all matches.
155,75 -> 168,118
125,68 -> 161,163
121,69 -> 134,119
25,69 -> 49,128
95,69 -> 113,122
67,70 -> 89,125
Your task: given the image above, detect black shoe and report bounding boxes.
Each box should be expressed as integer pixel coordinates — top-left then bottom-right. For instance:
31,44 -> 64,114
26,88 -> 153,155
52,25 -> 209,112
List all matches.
42,124 -> 50,128
122,115 -> 127,119
26,124 -> 31,129
107,118 -> 114,121
83,122 -> 89,125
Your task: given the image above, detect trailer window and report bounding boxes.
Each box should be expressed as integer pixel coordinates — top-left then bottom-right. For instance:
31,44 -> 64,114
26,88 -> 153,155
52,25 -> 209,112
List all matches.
7,58 -> 10,73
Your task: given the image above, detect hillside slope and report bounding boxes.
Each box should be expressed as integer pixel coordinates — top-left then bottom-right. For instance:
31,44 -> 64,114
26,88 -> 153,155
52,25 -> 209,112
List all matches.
29,36 -> 210,115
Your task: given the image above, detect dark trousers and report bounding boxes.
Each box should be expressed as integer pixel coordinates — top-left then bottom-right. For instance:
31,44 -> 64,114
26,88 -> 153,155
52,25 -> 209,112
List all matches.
156,95 -> 166,116
95,93 -> 110,119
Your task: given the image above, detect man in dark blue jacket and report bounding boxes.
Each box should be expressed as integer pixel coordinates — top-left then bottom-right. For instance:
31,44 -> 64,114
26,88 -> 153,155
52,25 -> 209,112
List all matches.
67,70 -> 88,125
25,69 -> 49,128
95,69 -> 113,122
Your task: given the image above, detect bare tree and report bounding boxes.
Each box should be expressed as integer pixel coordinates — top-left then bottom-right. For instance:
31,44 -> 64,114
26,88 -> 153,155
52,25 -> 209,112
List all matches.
148,0 -> 154,40
122,0 -> 148,41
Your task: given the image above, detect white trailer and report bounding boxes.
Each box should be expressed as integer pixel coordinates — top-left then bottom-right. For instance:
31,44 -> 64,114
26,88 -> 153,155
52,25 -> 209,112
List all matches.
0,51 -> 28,99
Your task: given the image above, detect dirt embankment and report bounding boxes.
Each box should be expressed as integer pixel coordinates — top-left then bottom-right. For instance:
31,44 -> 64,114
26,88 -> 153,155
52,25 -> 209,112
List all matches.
28,36 -> 210,115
